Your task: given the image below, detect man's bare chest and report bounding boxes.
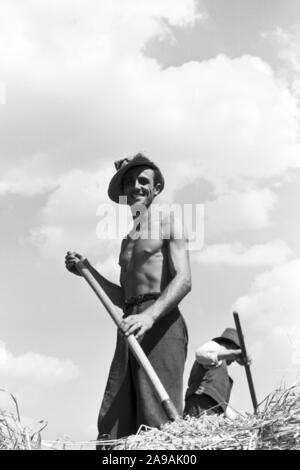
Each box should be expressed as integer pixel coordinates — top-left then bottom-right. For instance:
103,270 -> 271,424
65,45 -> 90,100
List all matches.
119,236 -> 164,268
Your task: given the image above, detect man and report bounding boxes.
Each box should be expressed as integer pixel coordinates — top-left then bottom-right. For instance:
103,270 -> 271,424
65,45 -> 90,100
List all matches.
65,153 -> 191,440
184,328 -> 247,419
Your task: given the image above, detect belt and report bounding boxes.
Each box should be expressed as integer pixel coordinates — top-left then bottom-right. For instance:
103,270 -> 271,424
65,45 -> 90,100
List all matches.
124,292 -> 160,309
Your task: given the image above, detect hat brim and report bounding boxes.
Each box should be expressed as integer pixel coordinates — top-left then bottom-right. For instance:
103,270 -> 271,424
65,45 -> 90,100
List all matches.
212,336 -> 240,349
108,160 -> 164,204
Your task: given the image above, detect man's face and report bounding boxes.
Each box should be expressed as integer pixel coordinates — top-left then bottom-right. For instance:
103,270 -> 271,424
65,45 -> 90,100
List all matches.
122,166 -> 161,207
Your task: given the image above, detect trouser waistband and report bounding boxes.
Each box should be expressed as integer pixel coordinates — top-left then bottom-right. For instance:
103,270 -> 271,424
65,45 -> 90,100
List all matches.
124,292 -> 160,311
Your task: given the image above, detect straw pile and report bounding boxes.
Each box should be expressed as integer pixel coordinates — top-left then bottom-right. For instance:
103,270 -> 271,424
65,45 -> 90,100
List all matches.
110,379 -> 300,450
1,380 -> 299,450
0,389 -> 46,450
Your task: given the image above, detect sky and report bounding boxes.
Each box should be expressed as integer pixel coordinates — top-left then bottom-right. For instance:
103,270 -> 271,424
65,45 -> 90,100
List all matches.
0,0 -> 300,442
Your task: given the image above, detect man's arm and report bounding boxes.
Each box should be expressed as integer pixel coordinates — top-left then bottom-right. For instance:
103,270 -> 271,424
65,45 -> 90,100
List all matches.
149,216 -> 192,321
86,264 -> 124,308
224,405 -> 240,420
65,251 -> 124,308
121,216 -> 191,338
196,341 -> 242,367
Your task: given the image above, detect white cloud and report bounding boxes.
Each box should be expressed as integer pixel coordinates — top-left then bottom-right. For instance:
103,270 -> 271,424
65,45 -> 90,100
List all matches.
26,225 -> 65,255
204,188 -> 277,236
41,168 -> 111,223
262,26 -> 300,75
23,167 -> 124,262
0,0 -> 199,69
0,340 -> 79,384
273,325 -> 300,366
22,178 -> 279,261
0,174 -> 56,197
262,27 -> 300,109
233,259 -> 300,364
194,240 -> 292,266
0,154 -> 58,196
156,55 -> 300,194
1,2 -> 299,196
3,3 -> 298,318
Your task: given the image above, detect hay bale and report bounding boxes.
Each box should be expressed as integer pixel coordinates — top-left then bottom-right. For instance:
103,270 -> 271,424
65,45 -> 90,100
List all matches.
111,379 -> 300,450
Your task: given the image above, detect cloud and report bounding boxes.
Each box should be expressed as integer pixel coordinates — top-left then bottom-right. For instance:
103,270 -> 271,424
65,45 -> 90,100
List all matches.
233,258 -> 300,364
20,172 -> 287,264
0,154 -> 58,196
158,55 -> 300,194
0,0 -> 200,176
262,26 -> 300,110
262,26 -> 300,75
26,225 -> 65,255
4,3 -> 298,310
204,188 -> 277,237
0,340 -> 80,384
194,240 -> 292,266
0,0 -> 199,66
23,167 -> 124,262
273,325 -> 300,366
1,2 -> 299,196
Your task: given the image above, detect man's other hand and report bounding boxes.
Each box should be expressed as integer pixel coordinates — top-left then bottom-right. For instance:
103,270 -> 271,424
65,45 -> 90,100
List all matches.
120,312 -> 154,340
235,351 -> 252,366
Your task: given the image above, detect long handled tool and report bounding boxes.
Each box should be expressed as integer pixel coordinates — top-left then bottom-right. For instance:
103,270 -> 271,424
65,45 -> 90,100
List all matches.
233,311 -> 258,414
75,260 -> 180,422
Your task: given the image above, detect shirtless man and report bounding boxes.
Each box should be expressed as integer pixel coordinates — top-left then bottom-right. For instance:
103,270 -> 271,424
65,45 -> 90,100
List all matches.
65,153 -> 191,440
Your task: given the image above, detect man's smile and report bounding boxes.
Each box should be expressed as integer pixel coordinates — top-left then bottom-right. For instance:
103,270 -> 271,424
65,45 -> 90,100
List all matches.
131,192 -> 146,199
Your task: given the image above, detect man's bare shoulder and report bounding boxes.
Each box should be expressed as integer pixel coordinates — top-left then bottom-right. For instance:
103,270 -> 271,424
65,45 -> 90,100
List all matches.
119,235 -> 130,259
156,206 -> 187,241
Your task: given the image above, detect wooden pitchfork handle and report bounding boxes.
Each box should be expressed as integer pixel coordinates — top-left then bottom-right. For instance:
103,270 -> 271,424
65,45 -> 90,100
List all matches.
75,260 -> 180,422
233,312 -> 258,414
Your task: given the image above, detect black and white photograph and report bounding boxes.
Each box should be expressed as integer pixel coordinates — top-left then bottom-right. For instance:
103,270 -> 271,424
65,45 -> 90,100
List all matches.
0,0 -> 299,452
